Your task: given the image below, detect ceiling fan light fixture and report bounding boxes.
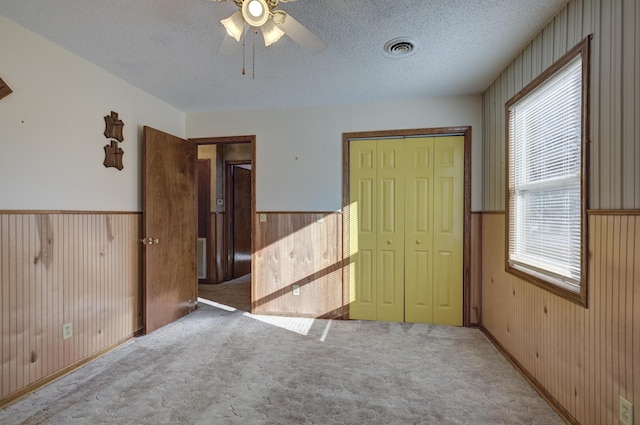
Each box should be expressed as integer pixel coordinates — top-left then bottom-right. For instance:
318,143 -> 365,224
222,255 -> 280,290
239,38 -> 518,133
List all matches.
242,0 -> 269,27
261,17 -> 285,47
221,11 -> 245,42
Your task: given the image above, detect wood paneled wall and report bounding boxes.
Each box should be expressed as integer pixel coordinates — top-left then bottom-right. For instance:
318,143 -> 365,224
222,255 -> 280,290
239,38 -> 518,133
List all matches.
0,212 -> 142,405
253,212 -> 344,318
482,0 -> 640,211
469,213 -> 482,325
481,212 -> 639,424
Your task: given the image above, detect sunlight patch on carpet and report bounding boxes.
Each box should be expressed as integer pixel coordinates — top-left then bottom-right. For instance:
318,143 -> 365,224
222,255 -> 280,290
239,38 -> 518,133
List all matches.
242,312 -> 315,336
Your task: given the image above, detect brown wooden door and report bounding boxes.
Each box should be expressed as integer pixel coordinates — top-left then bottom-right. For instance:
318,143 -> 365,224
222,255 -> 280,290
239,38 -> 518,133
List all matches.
232,166 -> 252,278
143,126 -> 197,334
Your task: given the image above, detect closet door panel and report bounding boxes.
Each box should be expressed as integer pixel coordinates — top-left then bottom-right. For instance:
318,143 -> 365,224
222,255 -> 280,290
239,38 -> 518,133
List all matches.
376,141 -> 405,322
405,138 -> 435,323
349,140 -> 377,320
433,136 -> 464,326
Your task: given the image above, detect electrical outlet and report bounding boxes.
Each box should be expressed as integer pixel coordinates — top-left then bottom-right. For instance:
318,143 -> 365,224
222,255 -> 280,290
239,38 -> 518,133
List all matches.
62,322 -> 73,340
259,213 -> 267,223
292,285 -> 300,296
620,396 -> 633,425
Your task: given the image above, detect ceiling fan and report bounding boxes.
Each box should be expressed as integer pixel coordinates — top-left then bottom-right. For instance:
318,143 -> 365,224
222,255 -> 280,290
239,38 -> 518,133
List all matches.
212,0 -> 327,55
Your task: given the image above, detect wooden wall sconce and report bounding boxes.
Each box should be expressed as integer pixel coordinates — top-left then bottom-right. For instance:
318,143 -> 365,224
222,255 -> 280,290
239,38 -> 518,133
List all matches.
103,111 -> 125,170
0,77 -> 13,101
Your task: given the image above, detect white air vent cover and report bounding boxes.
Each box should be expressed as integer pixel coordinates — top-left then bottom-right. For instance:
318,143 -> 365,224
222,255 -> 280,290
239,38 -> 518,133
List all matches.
383,37 -> 419,58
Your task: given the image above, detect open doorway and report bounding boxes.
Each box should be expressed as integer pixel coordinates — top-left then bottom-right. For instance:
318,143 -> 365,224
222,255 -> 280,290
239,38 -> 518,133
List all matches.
191,136 -> 255,313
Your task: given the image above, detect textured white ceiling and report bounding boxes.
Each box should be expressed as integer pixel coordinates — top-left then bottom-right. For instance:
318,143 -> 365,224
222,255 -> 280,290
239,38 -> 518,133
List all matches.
0,0 -> 569,113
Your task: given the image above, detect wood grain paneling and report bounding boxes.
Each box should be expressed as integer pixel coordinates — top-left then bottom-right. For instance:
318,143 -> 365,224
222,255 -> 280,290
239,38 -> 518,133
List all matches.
0,212 -> 142,406
482,0 -> 640,211
468,213 -> 482,326
142,127 -> 197,334
481,212 -> 639,424
253,212 -> 343,318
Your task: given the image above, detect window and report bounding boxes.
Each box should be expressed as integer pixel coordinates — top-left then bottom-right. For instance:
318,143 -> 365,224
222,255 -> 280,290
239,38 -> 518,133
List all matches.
506,37 -> 590,306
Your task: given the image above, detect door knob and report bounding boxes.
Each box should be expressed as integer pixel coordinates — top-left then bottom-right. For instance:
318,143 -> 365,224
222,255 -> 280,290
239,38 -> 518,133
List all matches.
416,240 -> 421,245
141,237 -> 159,245
387,240 -> 392,244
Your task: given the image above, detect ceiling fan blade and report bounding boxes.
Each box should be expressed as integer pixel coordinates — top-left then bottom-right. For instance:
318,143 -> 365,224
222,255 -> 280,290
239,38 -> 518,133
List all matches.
218,33 -> 242,56
276,13 -> 327,55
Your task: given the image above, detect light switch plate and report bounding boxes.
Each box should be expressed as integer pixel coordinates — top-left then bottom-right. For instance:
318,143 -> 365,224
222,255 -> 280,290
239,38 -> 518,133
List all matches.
259,213 -> 267,222
216,198 -> 224,206
293,285 -> 300,296
316,213 -> 324,223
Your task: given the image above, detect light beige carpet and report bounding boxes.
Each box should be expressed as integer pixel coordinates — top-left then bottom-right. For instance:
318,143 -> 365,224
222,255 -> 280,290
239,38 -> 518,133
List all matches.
1,302 -> 563,425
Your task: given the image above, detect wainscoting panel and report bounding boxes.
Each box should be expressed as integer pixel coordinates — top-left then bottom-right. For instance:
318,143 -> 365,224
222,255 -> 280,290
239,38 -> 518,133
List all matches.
468,213 -> 482,326
481,212 -> 639,424
253,212 -> 343,318
0,212 -> 142,404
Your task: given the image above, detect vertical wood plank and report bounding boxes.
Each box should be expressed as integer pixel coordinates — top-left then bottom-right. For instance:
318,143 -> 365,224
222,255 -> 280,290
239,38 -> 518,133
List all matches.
622,0 -> 638,208
14,215 -> 23,394
633,215 -> 640,421
636,0 -> 640,209
1,215 -> 9,398
553,6 -> 568,60
28,216 -> 37,385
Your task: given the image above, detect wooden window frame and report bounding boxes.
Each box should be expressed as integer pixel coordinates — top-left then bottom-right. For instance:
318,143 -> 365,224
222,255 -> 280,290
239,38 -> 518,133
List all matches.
505,36 -> 591,307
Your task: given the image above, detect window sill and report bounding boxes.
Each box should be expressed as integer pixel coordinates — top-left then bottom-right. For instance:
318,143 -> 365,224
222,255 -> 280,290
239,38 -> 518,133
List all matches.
505,262 -> 587,307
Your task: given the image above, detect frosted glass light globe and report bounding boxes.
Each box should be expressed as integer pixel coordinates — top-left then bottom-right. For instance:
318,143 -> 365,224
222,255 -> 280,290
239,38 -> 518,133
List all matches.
247,0 -> 263,17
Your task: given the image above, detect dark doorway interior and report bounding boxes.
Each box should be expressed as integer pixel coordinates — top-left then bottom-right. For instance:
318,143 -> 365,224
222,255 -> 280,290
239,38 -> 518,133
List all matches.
229,164 -> 252,278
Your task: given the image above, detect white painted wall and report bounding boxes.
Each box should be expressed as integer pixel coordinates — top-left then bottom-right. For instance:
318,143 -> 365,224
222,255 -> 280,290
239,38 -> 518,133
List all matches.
0,17 -> 185,212
187,97 -> 483,211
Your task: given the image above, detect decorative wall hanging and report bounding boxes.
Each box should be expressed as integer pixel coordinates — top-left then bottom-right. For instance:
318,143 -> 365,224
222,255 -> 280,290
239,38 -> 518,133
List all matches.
103,111 -> 125,170
0,77 -> 13,100
104,111 -> 124,142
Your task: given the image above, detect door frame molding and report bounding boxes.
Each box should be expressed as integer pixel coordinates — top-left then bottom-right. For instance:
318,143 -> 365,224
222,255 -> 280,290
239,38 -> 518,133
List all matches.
342,127 -> 472,326
190,135 -> 256,312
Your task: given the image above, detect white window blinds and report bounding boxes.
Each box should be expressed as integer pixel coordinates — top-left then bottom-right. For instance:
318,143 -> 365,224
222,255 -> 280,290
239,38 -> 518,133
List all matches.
507,55 -> 583,292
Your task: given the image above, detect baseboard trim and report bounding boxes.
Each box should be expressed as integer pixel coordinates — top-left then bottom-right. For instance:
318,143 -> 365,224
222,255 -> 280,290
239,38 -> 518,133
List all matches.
480,326 -> 578,425
0,328 -> 143,409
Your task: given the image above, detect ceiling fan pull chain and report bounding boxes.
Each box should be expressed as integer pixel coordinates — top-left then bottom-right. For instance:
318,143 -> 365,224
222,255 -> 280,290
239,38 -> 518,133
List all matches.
253,27 -> 257,79
242,26 -> 246,76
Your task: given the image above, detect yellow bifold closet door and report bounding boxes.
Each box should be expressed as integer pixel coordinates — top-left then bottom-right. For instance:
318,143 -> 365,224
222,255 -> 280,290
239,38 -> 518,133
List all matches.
349,138 -> 405,322
350,136 -> 463,325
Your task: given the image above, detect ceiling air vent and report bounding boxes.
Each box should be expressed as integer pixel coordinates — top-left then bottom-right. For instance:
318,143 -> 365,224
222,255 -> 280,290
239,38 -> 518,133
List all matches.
383,37 -> 419,58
